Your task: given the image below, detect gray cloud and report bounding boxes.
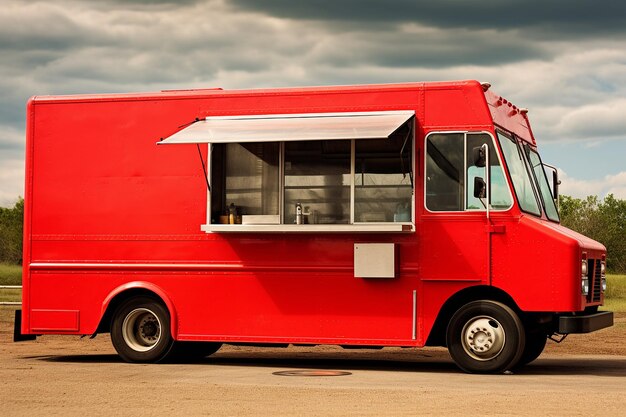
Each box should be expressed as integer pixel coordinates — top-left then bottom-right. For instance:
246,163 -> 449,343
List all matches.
0,0 -> 625,205
105,0 -> 198,3
230,0 -> 626,37
308,26 -> 548,68
0,0 -> 623,131
69,0 -> 204,9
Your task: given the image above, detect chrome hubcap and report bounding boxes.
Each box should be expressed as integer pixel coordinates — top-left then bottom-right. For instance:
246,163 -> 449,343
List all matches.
122,308 -> 161,352
461,316 -> 505,361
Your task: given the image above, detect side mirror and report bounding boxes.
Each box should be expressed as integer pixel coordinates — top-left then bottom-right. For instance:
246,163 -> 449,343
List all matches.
543,163 -> 560,202
473,177 -> 486,199
552,169 -> 560,201
472,146 -> 486,167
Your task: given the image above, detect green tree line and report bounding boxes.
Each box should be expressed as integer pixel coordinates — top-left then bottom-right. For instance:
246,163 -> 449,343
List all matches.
559,194 -> 626,273
0,197 -> 24,264
0,195 -> 625,272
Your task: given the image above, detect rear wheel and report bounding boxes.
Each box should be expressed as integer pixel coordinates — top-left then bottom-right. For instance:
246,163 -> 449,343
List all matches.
169,341 -> 222,362
446,300 -> 525,374
111,297 -> 174,363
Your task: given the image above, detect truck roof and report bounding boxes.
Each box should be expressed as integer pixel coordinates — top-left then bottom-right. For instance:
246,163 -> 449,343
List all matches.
28,80 -> 461,102
28,80 -> 535,145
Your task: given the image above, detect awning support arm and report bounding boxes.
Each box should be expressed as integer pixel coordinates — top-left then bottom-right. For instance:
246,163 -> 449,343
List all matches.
400,122 -> 414,188
196,143 -> 211,192
179,117 -> 200,129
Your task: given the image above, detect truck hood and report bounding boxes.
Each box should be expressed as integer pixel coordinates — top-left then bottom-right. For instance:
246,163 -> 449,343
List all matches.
531,217 -> 606,253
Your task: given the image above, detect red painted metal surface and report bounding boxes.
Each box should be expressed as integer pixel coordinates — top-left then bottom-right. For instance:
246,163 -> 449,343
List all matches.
484,89 -> 536,146
21,80 -> 605,347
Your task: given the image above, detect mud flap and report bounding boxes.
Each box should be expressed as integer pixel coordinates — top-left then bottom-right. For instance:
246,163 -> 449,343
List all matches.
14,310 -> 37,342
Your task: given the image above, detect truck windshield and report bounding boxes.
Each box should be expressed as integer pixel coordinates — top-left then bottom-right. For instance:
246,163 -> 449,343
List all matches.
496,132 -> 541,216
524,146 -> 560,222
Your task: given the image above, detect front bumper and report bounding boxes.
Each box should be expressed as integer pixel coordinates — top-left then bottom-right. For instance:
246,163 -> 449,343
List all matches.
558,311 -> 613,334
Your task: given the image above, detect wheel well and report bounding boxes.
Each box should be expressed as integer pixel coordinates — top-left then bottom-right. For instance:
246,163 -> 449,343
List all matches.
425,286 -> 520,347
96,289 -> 165,334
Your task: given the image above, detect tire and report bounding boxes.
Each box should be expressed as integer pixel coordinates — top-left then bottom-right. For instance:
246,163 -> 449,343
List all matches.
169,341 -> 222,362
111,296 -> 174,363
517,331 -> 547,367
446,300 -> 525,374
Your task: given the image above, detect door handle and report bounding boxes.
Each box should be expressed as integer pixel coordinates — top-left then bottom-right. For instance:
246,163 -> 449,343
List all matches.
488,224 -> 506,234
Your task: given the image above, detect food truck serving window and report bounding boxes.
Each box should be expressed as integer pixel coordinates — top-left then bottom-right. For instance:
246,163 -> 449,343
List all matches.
159,111 -> 415,232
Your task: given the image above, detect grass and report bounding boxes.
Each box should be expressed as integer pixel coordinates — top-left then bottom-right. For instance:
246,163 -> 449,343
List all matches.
0,263 -> 22,304
604,274 -> 626,313
0,263 -> 22,285
1,264 -> 625,311
0,288 -> 21,303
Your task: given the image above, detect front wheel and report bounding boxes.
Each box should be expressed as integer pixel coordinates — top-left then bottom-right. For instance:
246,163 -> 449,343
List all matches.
111,297 -> 174,363
517,331 -> 548,367
446,300 -> 525,374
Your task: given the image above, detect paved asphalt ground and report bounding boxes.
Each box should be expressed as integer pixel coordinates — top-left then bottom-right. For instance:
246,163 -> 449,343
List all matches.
1,331 -> 625,416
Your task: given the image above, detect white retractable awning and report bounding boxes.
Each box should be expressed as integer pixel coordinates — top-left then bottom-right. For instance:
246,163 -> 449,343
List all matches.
158,111 -> 414,145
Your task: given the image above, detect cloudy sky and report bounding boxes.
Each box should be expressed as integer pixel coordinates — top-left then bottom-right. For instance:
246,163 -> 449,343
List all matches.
1,0 -> 625,206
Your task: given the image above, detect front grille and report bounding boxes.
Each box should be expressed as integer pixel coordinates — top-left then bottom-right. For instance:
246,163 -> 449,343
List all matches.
587,259 -> 602,303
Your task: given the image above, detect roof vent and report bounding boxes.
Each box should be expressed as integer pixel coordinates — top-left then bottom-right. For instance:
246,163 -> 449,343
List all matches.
480,82 -> 491,92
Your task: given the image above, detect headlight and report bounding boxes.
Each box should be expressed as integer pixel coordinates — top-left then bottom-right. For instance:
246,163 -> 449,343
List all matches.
602,276 -> 607,292
581,260 -> 588,276
582,277 -> 589,295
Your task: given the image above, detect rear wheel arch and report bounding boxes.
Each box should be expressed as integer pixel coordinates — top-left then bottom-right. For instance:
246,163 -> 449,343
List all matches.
96,283 -> 177,338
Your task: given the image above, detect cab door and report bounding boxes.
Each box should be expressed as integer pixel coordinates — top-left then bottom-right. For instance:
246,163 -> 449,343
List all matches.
420,132 -> 512,284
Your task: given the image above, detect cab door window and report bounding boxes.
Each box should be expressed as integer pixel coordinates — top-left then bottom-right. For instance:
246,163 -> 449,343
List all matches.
426,132 -> 512,212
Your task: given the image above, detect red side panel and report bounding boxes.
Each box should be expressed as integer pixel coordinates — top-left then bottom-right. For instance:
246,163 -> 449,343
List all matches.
25,85 -> 435,344
22,80 -> 589,346
491,216 -> 580,311
31,309 -> 79,332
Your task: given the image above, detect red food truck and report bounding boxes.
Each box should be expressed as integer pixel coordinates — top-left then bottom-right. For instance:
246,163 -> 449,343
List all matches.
14,80 -> 613,373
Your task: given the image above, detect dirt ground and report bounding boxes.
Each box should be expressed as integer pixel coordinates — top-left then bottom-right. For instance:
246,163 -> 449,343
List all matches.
1,308 -> 625,416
